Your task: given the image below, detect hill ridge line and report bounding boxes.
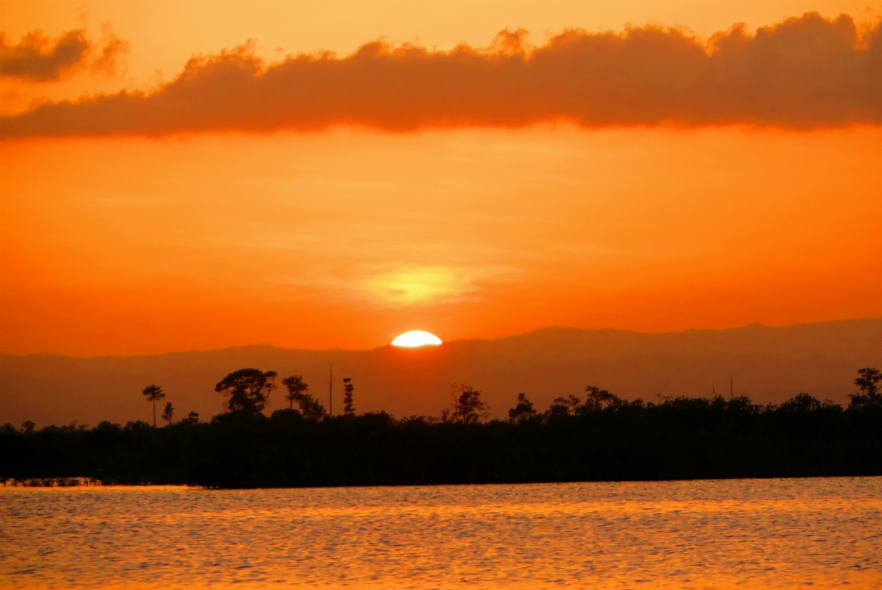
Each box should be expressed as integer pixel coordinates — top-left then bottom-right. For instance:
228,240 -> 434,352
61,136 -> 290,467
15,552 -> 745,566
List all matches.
2,317 -> 880,360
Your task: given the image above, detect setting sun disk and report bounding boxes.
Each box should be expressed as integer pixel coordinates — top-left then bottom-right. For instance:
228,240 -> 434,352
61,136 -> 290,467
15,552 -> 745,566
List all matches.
391,331 -> 442,347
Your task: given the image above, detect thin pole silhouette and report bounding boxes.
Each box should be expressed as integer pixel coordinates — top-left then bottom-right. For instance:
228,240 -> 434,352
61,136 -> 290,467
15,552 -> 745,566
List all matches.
730,377 -> 734,400
329,363 -> 333,416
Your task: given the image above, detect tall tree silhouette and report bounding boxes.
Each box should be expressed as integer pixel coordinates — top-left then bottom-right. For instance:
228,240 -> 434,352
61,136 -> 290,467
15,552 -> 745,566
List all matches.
451,384 -> 489,424
141,384 -> 166,427
215,369 -> 277,414
343,377 -> 355,415
855,368 -> 880,396
283,374 -> 326,419
161,402 -> 174,424
508,392 -> 537,421
282,375 -> 308,410
850,367 -> 881,408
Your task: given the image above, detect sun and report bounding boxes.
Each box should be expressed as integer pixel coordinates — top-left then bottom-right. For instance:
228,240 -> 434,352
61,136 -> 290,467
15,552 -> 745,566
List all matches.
391,330 -> 442,347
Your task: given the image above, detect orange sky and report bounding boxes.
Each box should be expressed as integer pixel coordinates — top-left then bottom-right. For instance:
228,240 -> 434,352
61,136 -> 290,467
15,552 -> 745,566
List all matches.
1,1 -> 881,355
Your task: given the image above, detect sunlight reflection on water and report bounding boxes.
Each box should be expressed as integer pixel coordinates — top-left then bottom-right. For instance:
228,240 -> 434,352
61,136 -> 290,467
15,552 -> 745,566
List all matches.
1,477 -> 880,589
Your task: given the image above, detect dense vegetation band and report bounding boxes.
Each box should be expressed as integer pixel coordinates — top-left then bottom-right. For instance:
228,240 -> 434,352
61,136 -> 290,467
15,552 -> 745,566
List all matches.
2,368 -> 880,488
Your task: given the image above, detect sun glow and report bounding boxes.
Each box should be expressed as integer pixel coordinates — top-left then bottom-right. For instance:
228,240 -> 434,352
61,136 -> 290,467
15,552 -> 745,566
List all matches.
391,330 -> 442,347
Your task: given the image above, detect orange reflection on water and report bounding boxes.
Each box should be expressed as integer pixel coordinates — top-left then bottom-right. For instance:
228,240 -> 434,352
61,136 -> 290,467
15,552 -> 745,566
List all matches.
1,478 -> 880,589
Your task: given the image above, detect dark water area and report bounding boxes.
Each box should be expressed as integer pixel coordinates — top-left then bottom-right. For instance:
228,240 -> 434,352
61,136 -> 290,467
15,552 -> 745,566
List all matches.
1,477 -> 880,589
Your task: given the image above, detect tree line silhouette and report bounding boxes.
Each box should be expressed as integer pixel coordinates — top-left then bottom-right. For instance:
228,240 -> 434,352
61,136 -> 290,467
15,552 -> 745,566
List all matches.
1,367 -> 880,488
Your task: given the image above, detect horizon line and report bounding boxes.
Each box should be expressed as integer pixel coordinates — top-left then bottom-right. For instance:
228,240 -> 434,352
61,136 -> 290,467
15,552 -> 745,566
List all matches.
3,316 -> 880,360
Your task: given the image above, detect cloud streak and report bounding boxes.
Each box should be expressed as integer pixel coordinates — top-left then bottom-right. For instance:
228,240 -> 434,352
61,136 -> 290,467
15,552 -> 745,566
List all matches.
1,12 -> 880,137
0,27 -> 128,82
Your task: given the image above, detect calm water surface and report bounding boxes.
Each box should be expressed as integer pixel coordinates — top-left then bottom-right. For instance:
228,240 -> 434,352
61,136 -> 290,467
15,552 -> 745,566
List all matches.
1,478 -> 880,589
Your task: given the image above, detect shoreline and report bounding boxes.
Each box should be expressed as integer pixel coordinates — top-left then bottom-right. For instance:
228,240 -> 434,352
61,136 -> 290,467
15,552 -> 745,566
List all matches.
4,473 -> 882,491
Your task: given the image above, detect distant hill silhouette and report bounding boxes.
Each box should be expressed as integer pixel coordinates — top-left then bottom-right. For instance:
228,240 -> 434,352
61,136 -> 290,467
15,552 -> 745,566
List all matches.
1,318 -> 880,427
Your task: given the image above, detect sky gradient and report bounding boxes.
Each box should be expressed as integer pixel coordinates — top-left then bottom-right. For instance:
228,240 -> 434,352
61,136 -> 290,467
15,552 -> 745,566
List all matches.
1,1 -> 881,355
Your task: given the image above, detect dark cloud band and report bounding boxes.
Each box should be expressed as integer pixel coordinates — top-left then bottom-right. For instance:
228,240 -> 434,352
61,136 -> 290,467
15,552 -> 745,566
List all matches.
0,29 -> 91,81
0,27 -> 127,82
1,12 -> 880,137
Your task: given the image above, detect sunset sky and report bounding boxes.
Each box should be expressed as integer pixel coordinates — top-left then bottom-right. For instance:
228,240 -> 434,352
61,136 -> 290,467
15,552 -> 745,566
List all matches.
1,0 -> 881,356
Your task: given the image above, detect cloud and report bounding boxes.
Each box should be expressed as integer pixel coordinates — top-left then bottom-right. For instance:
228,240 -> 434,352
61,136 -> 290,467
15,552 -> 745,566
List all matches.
362,265 -> 493,305
283,264 -> 505,307
0,27 -> 128,82
1,12 -> 880,136
90,26 -> 130,76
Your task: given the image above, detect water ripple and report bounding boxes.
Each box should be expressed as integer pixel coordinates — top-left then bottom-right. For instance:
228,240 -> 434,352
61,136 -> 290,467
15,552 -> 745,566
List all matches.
0,478 -> 880,588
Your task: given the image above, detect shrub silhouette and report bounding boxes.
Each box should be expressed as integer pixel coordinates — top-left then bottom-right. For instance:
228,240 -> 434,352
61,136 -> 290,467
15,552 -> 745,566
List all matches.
298,394 -> 327,420
576,386 -> 622,414
779,392 -> 821,412
508,393 -> 537,422
450,384 -> 489,424
547,395 -> 580,417
161,402 -> 174,424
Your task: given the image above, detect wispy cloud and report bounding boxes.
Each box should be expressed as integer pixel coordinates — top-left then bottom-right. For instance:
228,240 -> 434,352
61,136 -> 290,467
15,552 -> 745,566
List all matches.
1,12 -> 879,136
277,263 -> 511,307
89,26 -> 129,76
361,265 -> 496,305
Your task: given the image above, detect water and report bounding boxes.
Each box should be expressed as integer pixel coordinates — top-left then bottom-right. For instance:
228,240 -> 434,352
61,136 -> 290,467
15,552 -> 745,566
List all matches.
1,478 -> 880,589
